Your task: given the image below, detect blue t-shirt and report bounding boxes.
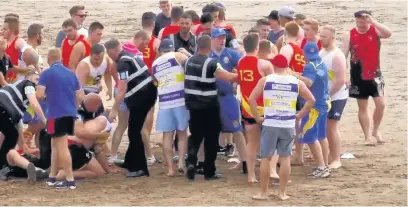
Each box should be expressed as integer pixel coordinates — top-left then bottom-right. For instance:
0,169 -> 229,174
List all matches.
38,62 -> 80,119
302,59 -> 330,112
267,29 -> 284,44
209,48 -> 241,95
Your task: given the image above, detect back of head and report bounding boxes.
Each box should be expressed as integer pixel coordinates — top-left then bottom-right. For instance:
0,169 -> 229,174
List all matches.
185,10 -> 200,22
104,38 -> 120,51
134,30 -> 149,40
4,13 -> 19,19
62,18 -> 78,29
295,13 -> 306,21
200,12 -> 214,24
27,23 -> 43,38
197,35 -> 211,50
25,70 -> 40,79
69,5 -> 85,16
91,44 -> 105,55
47,48 -> 62,62
142,12 -> 157,29
243,33 -> 259,53
284,21 -> 299,38
89,21 -> 104,33
259,40 -> 271,53
171,6 -> 184,22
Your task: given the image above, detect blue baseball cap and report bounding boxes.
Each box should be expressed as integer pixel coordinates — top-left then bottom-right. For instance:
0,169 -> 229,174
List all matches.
211,28 -> 226,38
303,42 -> 320,61
159,38 -> 175,52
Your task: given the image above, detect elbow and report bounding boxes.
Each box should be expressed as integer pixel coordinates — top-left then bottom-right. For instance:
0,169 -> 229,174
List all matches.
384,31 -> 392,38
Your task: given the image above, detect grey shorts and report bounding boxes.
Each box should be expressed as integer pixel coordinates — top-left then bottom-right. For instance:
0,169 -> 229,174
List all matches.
259,126 -> 295,158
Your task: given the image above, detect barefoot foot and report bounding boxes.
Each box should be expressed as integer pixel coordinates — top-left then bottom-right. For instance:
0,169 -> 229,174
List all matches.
373,132 -> 385,144
166,171 -> 176,177
252,193 -> 268,200
364,139 -> 376,146
279,193 -> 290,201
329,160 -> 342,169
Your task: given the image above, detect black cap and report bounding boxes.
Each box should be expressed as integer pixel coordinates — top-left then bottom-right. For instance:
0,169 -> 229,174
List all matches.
354,10 -> 372,17
159,38 -> 175,52
266,10 -> 279,20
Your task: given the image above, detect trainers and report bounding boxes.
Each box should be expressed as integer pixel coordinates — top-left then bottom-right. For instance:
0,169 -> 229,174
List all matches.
225,144 -> 236,157
108,156 -> 125,165
26,163 -> 37,183
217,145 -> 226,155
55,180 -> 77,189
0,166 -> 10,181
310,166 -> 331,178
46,177 -> 57,186
147,156 -> 156,166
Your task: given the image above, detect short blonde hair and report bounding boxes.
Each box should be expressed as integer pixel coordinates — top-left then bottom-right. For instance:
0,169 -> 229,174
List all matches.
259,40 -> 272,53
303,18 -> 319,33
47,48 -> 62,61
321,25 -> 336,36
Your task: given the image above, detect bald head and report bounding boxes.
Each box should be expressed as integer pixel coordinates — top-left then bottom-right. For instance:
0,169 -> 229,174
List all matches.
83,93 -> 103,112
47,48 -> 61,65
23,49 -> 40,66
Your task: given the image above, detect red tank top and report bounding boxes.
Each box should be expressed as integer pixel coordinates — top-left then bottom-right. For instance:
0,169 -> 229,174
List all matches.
5,37 -> 20,83
161,25 -> 180,39
143,35 -> 156,72
62,34 -> 85,67
288,42 -> 306,73
81,39 -> 91,58
194,25 -> 204,36
193,20 -> 200,25
349,26 -> 380,80
216,25 -> 237,38
300,38 -> 322,50
237,56 -> 263,118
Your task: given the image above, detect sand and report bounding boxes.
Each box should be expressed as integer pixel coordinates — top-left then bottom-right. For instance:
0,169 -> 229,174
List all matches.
0,0 -> 407,205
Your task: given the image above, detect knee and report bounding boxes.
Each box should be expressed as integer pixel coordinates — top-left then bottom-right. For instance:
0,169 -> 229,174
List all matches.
375,101 -> 386,111
6,149 -> 18,161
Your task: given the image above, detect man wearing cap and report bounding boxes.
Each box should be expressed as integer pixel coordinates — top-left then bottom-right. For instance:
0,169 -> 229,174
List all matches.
290,42 -> 330,178
184,35 -> 238,181
266,10 -> 284,44
151,39 -> 189,176
213,3 -> 240,51
249,54 -> 314,200
275,6 -> 304,51
209,28 -> 248,171
341,10 -> 391,146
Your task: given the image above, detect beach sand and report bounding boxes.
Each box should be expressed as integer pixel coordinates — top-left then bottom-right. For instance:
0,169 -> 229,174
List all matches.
0,0 -> 406,205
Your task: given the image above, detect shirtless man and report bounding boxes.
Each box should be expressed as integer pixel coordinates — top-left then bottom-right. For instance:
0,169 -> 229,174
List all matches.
320,25 -> 348,169
2,16 -> 27,83
341,10 -> 391,145
141,12 -> 161,165
55,5 -> 88,48
60,19 -> 86,68
76,44 -> 113,97
158,6 -> 183,40
236,34 -> 274,183
69,21 -> 104,71
300,18 -> 322,50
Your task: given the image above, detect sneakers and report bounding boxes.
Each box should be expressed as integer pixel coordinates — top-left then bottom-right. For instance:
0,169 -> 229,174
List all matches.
55,180 -> 77,189
147,156 -> 157,165
217,145 -> 226,155
46,177 -> 57,186
0,166 -> 10,181
224,144 -> 236,157
108,156 -> 125,165
309,166 -> 331,178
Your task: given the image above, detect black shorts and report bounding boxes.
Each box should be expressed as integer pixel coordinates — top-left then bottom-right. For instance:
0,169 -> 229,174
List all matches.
241,115 -> 257,125
47,116 -> 75,138
296,99 -> 304,112
69,144 -> 93,170
349,63 -> 384,99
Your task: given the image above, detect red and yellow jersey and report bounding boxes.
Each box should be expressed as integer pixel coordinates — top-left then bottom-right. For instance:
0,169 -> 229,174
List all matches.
143,35 -> 157,73
288,42 -> 306,73
237,56 -> 263,118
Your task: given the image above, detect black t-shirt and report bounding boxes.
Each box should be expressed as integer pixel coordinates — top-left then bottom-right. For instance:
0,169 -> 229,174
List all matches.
77,102 -> 104,122
171,32 -> 196,55
154,13 -> 171,37
0,54 -> 13,77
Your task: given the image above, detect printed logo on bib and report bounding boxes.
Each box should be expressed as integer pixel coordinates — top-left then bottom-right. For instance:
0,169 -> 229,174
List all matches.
119,72 -> 128,80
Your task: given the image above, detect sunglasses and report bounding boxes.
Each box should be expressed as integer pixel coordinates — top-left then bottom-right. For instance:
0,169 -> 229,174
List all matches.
76,14 -> 88,18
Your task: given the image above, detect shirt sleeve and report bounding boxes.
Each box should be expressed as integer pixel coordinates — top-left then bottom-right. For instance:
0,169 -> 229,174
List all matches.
302,63 -> 317,83
229,50 -> 242,68
24,81 -> 36,95
153,19 -> 161,37
55,30 -> 66,48
117,60 -> 132,80
73,74 -> 81,91
38,70 -> 48,87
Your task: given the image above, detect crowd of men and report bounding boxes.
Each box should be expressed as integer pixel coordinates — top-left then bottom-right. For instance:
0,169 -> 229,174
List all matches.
0,0 -> 391,201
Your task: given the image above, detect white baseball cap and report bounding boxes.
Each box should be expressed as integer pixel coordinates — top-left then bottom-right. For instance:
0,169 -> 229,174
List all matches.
278,6 -> 296,18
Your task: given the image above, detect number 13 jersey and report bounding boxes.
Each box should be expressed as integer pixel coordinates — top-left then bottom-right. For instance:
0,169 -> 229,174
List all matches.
237,56 -> 263,118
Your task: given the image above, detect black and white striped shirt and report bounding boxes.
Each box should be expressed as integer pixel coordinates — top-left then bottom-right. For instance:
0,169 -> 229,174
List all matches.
0,80 -> 35,123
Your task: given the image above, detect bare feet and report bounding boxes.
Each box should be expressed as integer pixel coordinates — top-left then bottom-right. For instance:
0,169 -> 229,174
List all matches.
329,160 -> 342,169
248,177 -> 258,183
364,139 -> 376,146
373,132 -> 385,144
278,193 -> 290,201
291,157 -> 304,166
252,193 -> 268,200
166,171 -> 175,177
229,163 -> 241,170
270,172 -> 279,180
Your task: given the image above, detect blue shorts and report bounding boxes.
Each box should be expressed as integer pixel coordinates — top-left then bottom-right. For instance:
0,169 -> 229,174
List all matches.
22,101 -> 48,125
156,105 -> 189,132
114,87 -> 128,112
219,94 -> 242,133
299,108 -> 327,144
327,99 -> 347,120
